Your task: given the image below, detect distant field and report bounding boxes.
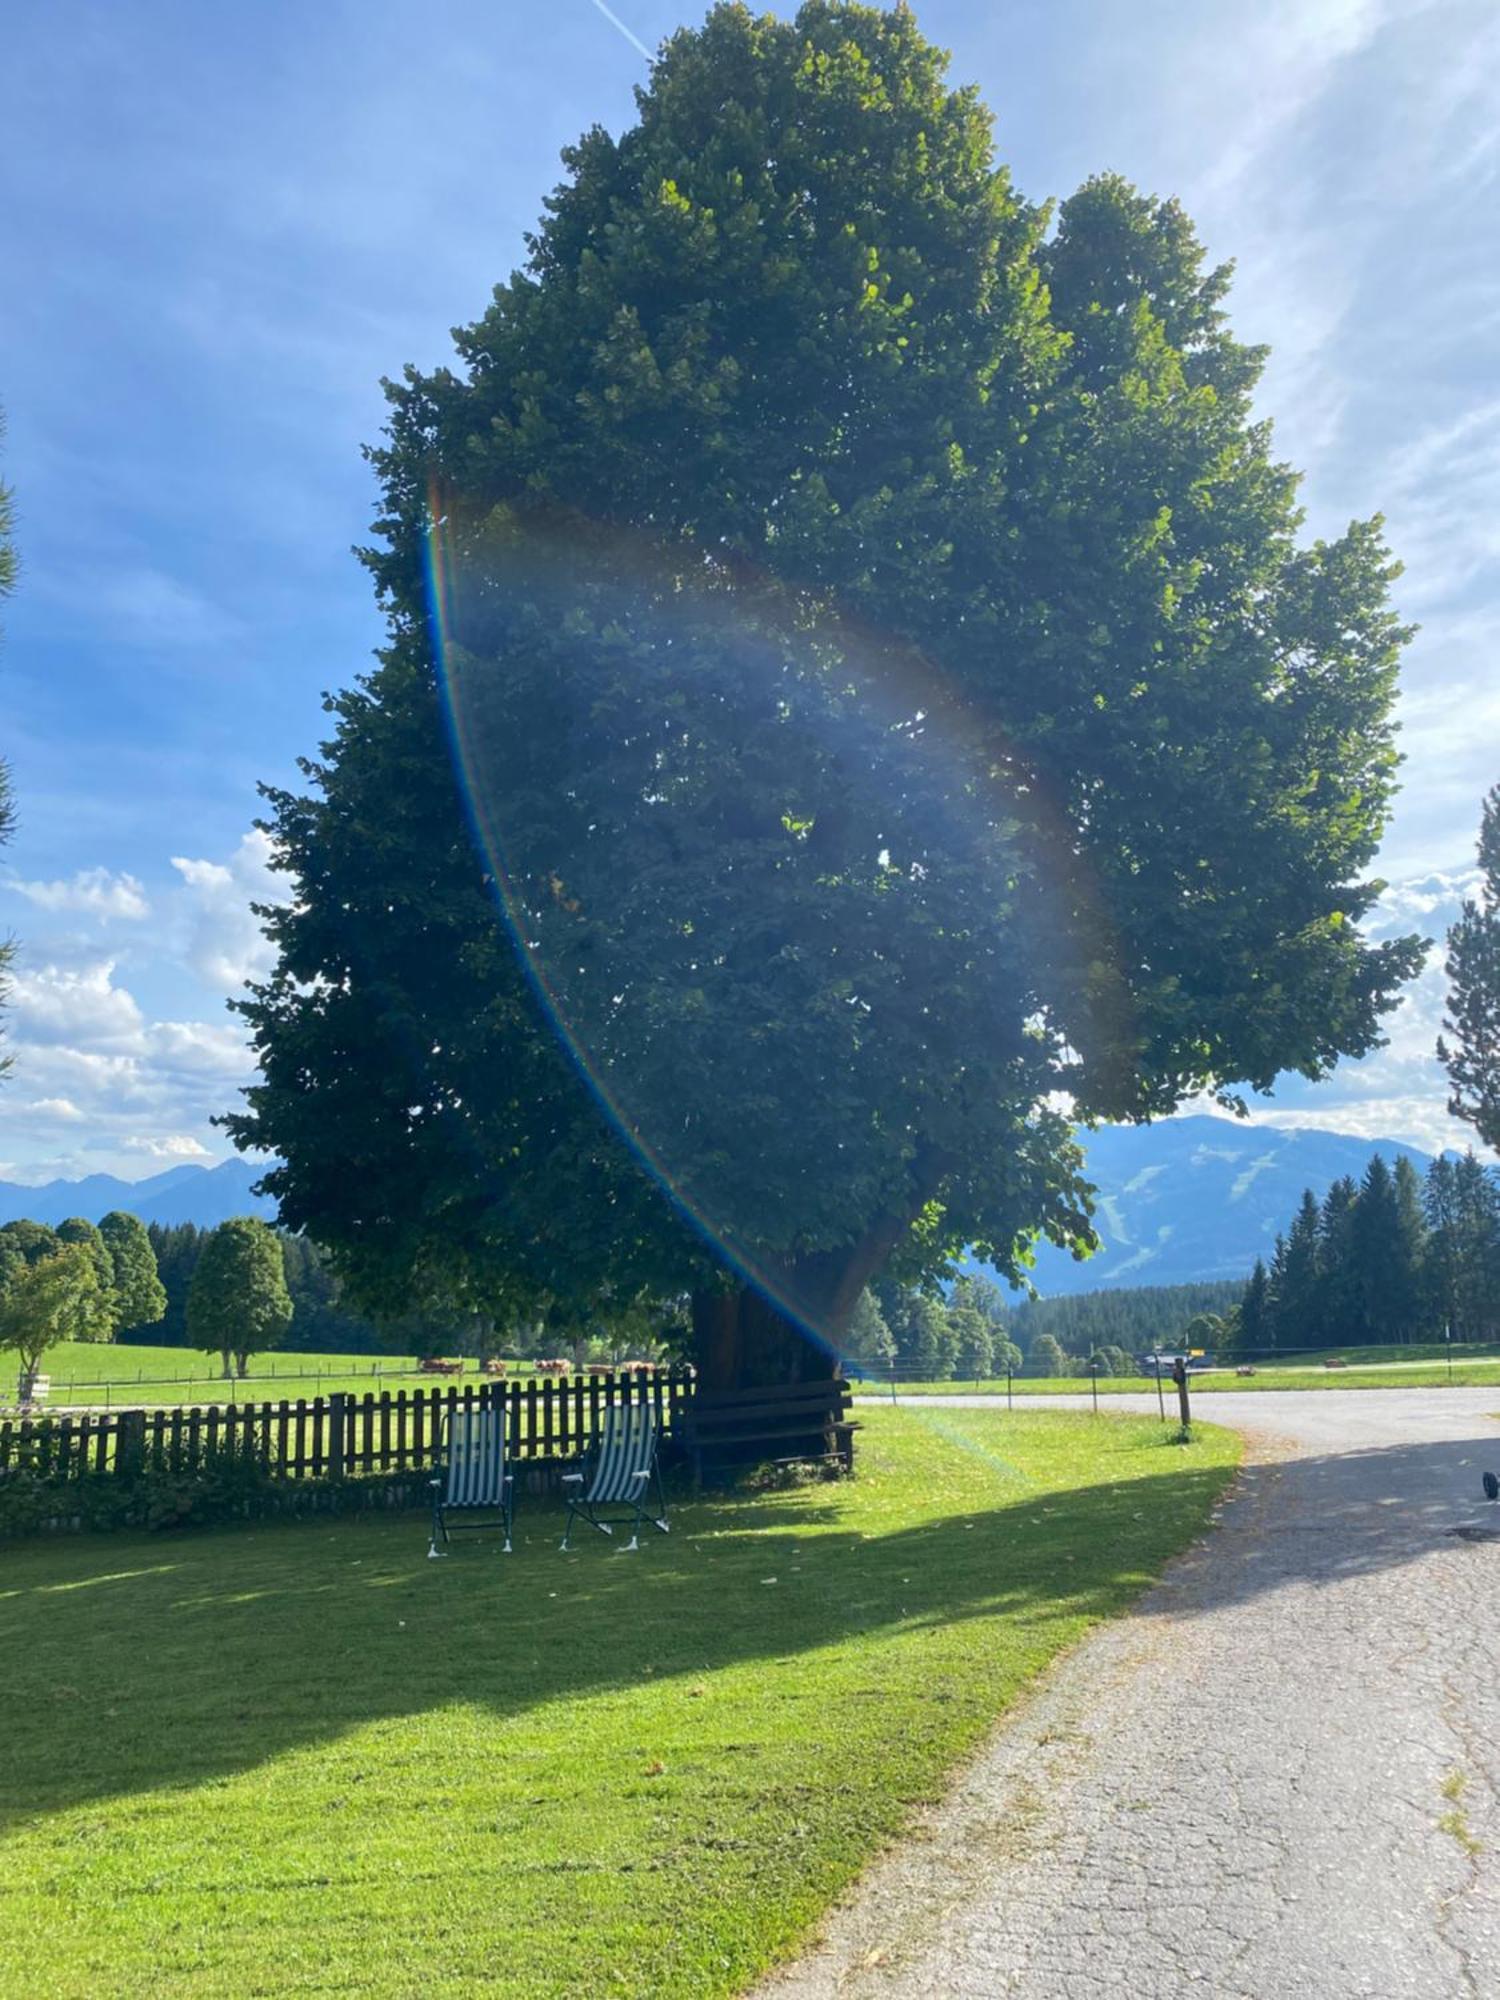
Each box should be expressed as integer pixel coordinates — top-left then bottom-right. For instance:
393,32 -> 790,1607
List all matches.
12,1343 -> 550,1409
1275,1341 -> 1500,1368
877,1355 -> 1500,1399
20,1339 -> 1500,1413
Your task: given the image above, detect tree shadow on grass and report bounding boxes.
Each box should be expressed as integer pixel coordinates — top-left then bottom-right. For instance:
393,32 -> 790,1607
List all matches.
0,1437 -> 1244,1839
6,1422 -> 1493,1841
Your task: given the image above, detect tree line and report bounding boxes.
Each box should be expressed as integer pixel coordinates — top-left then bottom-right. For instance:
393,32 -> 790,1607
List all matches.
0,1212 -> 298,1384
1235,1151 -> 1500,1354
846,1273 -> 1242,1379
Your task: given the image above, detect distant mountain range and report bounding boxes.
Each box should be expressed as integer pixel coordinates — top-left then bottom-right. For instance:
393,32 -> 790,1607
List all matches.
0,1158 -> 275,1230
1,1117 -> 1446,1296
977,1116 -> 1438,1297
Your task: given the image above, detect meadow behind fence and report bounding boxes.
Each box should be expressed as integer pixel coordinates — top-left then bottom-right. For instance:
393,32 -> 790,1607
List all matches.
0,1367 -> 695,1494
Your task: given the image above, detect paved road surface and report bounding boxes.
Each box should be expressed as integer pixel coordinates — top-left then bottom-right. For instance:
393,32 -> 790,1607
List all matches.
758,1388 -> 1500,1999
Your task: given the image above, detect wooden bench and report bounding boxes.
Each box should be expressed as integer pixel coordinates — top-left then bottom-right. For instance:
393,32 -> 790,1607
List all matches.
681,1378 -> 859,1488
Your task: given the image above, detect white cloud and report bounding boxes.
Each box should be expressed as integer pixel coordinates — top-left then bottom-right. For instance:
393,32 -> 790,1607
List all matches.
1184,864 -> 1492,1159
9,960 -> 146,1051
148,1019 -> 253,1076
1363,867 -> 1481,934
0,827 -> 283,1177
170,827 -> 281,989
25,1097 -> 85,1122
6,867 -> 150,920
122,1135 -> 213,1160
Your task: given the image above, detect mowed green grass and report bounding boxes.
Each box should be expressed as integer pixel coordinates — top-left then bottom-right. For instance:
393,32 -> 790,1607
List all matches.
29,1343 -> 519,1408
886,1357 -> 1500,1397
0,1405 -> 1238,1998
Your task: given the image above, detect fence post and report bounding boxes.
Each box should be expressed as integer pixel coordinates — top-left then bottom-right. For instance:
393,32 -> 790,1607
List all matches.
327,1392 -> 349,1481
1172,1357 -> 1192,1438
116,1408 -> 147,1479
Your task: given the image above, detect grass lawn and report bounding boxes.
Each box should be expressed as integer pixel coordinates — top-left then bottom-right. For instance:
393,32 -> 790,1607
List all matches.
0,1404 -> 1238,1998
23,1343 -> 577,1409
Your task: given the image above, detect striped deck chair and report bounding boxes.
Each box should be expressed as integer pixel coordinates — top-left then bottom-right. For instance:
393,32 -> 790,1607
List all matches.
428,1406 -> 515,1558
560,1402 -> 669,1553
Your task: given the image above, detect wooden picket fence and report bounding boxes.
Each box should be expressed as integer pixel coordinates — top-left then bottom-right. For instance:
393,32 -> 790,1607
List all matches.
0,1369 -> 695,1485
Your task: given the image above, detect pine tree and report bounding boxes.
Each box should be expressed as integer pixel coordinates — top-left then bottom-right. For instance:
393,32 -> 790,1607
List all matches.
1238,1259 -> 1272,1356
1278,1190 -> 1323,1352
1352,1156 -> 1403,1343
1266,1234 -> 1290,1352
1452,1153 -> 1500,1339
1390,1155 -> 1430,1342
1439,786 -> 1500,1151
1317,1177 -> 1360,1338
141,1222 -> 206,1347
1424,1156 -> 1464,1336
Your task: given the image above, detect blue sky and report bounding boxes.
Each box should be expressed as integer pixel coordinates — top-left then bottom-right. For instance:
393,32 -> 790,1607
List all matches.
1,0 -> 1497,1181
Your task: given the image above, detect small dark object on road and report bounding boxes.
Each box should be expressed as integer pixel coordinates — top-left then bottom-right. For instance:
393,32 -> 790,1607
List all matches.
1483,1472 -> 1499,1502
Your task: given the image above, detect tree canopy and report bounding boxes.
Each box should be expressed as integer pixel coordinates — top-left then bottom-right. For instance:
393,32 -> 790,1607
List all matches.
228,1 -> 1422,1382
186,1217 -> 294,1378
99,1210 -> 167,1334
0,1243 -> 107,1381
54,1218 -> 118,1341
1439,784 -> 1500,1152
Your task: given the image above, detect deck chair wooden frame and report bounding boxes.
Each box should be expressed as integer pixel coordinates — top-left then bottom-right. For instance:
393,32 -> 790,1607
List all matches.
428,1405 -> 515,1558
560,1403 -> 669,1553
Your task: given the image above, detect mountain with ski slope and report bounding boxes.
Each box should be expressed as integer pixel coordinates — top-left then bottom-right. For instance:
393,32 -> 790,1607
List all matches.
980,1116 -> 1439,1296
0,1120 -> 1447,1297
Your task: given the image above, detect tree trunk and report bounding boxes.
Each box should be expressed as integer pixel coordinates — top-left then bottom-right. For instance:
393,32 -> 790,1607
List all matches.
690,1284 -> 838,1394
692,1151 -> 953,1391
688,1153 -> 953,1471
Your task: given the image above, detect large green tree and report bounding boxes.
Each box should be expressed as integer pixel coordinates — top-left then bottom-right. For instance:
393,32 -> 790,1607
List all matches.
0,1243 -> 107,1386
99,1210 -> 167,1334
55,1217 -> 118,1340
1439,785 -> 1500,1151
227,2 -> 1421,1387
186,1217 -> 294,1379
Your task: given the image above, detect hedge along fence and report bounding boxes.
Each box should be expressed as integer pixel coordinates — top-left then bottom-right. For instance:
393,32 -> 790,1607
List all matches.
0,1370 -> 696,1534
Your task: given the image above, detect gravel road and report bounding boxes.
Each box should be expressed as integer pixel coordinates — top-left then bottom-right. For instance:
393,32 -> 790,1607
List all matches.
757,1388 -> 1500,1999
